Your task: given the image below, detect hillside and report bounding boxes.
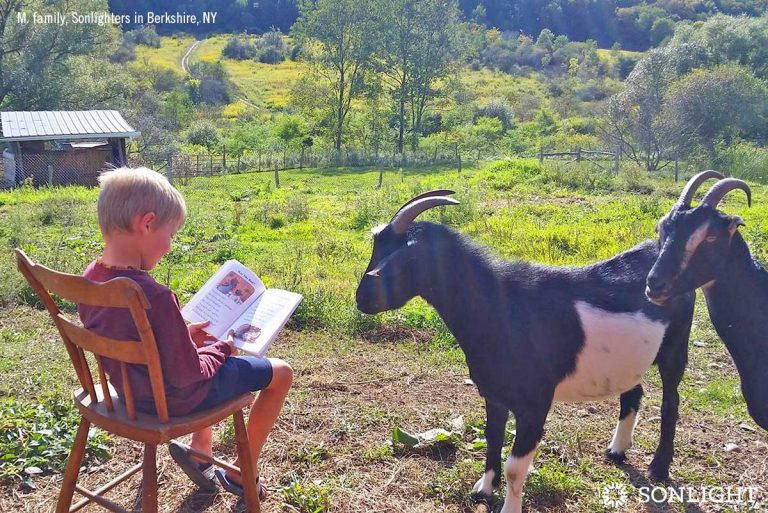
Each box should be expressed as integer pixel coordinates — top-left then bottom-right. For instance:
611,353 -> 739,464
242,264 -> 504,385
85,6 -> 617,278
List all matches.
107,0 -> 768,50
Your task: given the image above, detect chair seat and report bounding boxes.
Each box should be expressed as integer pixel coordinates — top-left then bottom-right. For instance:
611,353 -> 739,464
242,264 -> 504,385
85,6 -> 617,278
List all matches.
74,386 -> 254,444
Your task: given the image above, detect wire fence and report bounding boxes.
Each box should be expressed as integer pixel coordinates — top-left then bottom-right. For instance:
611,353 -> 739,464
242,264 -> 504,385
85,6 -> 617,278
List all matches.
10,150 -> 113,187
1,145 -> 625,189
128,148 -> 460,184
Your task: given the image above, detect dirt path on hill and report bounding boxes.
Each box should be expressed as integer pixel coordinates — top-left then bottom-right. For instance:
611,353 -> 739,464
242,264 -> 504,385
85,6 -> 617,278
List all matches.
181,39 -> 202,74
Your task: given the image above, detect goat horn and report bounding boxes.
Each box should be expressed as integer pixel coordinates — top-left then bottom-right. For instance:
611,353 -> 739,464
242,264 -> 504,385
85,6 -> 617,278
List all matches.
390,196 -> 460,234
392,189 -> 456,218
676,170 -> 724,208
701,178 -> 752,209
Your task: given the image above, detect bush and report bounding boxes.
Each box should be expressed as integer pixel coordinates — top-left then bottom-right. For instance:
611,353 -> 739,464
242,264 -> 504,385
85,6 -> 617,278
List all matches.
124,25 -> 161,48
532,162 -> 615,193
616,55 -> 639,80
477,98 -> 514,131
188,61 -> 232,105
186,121 -> 220,151
259,46 -> 285,64
717,142 -> 768,184
472,159 -> 543,190
190,78 -> 231,105
257,28 -> 288,63
223,36 -> 258,60
110,43 -> 136,63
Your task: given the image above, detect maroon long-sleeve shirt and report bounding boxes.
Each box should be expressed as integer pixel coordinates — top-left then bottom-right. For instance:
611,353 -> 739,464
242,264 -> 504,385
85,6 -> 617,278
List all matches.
78,260 -> 232,416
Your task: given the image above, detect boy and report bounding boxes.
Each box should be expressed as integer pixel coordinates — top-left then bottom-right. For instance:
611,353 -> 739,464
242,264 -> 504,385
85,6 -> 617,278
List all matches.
78,167 -> 292,498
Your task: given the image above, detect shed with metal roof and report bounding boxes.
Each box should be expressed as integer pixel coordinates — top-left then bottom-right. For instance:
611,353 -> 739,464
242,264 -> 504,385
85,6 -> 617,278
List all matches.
0,110 -> 140,187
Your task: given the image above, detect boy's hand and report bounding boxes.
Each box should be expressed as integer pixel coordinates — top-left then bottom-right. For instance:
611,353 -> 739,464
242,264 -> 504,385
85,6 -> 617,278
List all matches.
188,320 -> 217,348
225,329 -> 239,356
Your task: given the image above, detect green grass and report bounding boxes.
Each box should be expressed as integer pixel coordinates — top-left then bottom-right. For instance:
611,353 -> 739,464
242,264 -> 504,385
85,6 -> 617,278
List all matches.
1,160 -> 765,511
133,34 -> 195,70
194,35 -> 302,109
596,48 -> 644,66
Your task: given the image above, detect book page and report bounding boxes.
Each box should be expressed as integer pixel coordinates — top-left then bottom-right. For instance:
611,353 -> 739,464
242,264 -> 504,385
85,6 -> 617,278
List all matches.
228,288 -> 303,356
181,260 -> 266,339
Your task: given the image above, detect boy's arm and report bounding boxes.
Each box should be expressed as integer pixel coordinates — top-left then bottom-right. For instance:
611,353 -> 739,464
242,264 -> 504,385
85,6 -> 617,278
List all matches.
148,290 -> 232,388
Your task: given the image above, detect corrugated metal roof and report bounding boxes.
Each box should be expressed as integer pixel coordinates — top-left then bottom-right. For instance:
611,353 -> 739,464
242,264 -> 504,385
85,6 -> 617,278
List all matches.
0,110 -> 140,142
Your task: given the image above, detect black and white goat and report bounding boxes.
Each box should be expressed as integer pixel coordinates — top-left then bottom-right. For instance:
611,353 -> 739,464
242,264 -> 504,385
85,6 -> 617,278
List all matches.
355,191 -> 695,513
647,172 -> 768,430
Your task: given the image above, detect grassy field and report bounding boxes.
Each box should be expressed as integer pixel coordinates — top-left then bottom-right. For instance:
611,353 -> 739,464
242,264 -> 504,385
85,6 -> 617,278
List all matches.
137,35 -> 555,114
0,160 -> 766,512
134,35 -> 196,71
193,35 -> 302,109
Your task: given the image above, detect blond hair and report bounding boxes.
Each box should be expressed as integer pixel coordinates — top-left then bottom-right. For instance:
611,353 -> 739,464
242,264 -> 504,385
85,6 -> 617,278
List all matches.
97,167 -> 186,235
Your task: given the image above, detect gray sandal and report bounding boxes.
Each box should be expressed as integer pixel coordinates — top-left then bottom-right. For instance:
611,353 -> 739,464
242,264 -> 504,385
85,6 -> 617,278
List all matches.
168,441 -> 217,492
214,468 -> 267,500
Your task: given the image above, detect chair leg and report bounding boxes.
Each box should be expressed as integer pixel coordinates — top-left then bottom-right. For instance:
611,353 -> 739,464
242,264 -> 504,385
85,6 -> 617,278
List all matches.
56,418 -> 91,513
233,410 -> 260,513
141,443 -> 158,513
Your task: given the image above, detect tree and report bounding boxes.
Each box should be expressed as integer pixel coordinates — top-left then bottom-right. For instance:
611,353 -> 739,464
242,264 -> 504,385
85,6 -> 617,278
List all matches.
0,0 -> 122,109
665,65 -> 768,159
605,16 -> 768,170
374,0 -> 465,154
293,0 -> 376,154
650,18 -> 675,46
604,47 -> 680,171
186,121 -> 220,153
273,115 -> 305,168
470,116 -> 503,159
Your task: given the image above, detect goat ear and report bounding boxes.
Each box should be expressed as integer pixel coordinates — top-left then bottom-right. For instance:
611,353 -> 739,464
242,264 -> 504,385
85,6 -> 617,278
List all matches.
365,242 -> 418,278
728,215 -> 745,234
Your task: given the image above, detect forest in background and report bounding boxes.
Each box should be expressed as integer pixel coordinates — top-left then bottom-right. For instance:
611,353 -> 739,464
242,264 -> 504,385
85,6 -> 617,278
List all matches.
3,0 -> 768,178
108,0 -> 768,50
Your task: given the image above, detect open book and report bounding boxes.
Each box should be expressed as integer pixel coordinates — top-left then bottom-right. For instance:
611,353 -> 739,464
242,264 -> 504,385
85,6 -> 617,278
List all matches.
181,260 -> 303,357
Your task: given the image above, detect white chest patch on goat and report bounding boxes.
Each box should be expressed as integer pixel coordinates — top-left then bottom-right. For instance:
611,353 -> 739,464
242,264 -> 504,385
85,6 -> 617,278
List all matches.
553,301 -> 667,403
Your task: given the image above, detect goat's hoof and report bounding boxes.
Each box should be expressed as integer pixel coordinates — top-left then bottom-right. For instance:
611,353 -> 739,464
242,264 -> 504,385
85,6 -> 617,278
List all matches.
470,490 -> 494,503
605,449 -> 626,463
648,463 -> 670,482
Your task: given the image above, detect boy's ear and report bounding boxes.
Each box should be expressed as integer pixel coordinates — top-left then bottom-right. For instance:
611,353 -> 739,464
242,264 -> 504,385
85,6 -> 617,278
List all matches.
133,212 -> 157,234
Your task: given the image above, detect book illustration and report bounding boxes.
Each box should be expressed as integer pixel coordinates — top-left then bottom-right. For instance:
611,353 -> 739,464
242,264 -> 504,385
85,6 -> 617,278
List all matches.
233,324 -> 262,345
216,272 -> 256,304
181,260 -> 302,356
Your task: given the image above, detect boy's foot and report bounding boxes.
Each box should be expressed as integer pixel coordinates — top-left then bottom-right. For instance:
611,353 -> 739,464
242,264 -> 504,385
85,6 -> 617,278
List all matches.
214,468 -> 267,501
168,441 -> 217,492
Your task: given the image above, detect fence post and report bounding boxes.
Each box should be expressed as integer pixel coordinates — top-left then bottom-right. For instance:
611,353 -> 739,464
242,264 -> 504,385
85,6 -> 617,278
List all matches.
196,154 -> 200,176
613,146 -> 620,176
209,154 -> 213,176
222,148 -> 226,172
47,165 -> 53,186
674,156 -> 679,183
576,147 -> 582,162
539,147 -> 544,163
167,155 -> 173,185
237,155 -> 241,174
377,168 -> 383,188
274,161 -> 280,188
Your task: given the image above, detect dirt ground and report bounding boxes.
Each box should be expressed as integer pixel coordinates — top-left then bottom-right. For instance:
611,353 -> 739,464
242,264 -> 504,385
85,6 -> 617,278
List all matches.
2,329 -> 766,513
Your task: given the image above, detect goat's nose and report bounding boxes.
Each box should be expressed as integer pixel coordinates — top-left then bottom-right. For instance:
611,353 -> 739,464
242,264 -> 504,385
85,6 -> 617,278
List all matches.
646,274 -> 670,301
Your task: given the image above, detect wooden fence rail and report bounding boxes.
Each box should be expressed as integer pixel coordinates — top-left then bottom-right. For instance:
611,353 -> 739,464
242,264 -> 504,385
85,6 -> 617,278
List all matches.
539,147 -> 621,175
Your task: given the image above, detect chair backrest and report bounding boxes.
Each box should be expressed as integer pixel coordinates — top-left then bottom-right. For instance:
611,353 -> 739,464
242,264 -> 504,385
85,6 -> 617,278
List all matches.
14,248 -> 171,423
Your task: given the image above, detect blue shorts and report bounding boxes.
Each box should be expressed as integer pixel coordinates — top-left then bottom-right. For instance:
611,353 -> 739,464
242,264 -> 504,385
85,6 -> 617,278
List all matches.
193,356 -> 273,412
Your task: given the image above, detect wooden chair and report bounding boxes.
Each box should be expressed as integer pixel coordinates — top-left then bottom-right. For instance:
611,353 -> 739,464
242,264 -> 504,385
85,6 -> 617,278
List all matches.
14,249 -> 261,513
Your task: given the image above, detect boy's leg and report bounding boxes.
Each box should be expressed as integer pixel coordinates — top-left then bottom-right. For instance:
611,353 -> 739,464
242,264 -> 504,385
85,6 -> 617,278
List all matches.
228,358 -> 293,481
189,426 -> 214,464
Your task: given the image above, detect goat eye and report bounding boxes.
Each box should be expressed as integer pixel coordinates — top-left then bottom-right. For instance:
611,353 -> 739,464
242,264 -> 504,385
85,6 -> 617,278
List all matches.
705,235 -> 717,243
